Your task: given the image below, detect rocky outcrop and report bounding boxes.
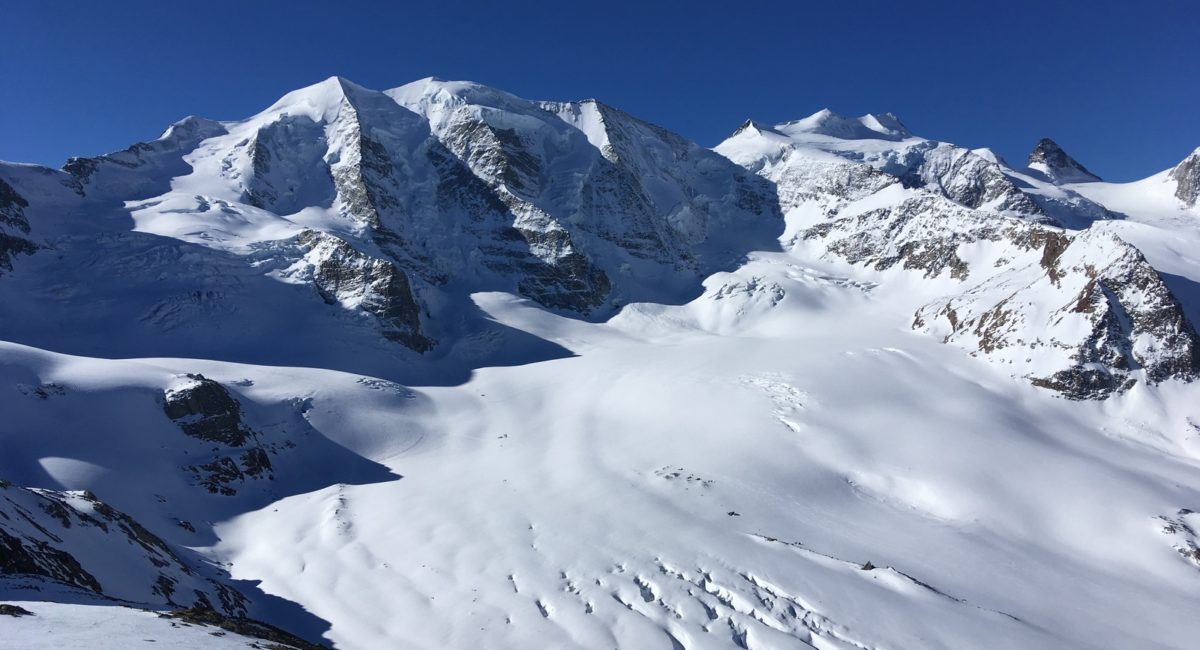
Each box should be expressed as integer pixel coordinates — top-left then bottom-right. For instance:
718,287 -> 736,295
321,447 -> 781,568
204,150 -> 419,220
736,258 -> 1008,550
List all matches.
164,605 -> 328,649
163,374 -> 275,495
292,231 -> 433,351
1027,138 -> 1101,183
163,374 -> 251,445
0,481 -> 246,614
909,144 -> 1047,217
1171,147 -> 1200,207
1157,509 -> 1200,570
0,177 -> 37,273
801,195 -> 990,280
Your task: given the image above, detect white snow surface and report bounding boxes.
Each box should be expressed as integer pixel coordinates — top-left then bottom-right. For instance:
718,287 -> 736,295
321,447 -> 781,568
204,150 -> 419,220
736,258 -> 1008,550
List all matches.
2,83 -> 1200,650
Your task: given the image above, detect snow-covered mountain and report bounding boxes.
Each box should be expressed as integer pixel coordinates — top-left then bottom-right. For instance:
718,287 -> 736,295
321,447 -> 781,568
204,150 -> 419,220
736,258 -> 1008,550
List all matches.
716,111 -> 1200,399
4,81 -> 1200,649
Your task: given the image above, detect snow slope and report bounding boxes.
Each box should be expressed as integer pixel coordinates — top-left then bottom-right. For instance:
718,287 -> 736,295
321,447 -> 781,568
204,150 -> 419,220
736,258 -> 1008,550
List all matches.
2,80 -> 1200,649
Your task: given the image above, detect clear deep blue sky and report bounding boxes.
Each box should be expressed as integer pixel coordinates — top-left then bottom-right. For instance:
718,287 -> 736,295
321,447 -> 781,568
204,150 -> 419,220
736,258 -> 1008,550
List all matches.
3,0 -> 1197,180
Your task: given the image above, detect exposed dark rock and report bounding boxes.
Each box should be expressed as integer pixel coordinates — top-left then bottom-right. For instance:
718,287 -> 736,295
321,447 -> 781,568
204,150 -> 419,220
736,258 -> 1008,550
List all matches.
16,383 -> 66,400
803,196 -> 985,280
1170,147 -> 1200,207
163,374 -> 250,446
0,483 -> 246,614
164,605 -> 328,649
296,231 -> 433,351
0,528 -> 103,594
190,457 -> 247,496
163,375 -> 276,494
920,146 -> 1047,215
0,177 -> 31,233
0,604 -> 34,617
1157,509 -> 1200,570
0,177 -> 38,273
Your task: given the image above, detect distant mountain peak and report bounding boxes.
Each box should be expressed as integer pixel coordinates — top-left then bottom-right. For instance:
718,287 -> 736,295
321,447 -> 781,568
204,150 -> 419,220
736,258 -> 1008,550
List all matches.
775,108 -> 911,141
1027,137 -> 1101,183
728,119 -> 782,139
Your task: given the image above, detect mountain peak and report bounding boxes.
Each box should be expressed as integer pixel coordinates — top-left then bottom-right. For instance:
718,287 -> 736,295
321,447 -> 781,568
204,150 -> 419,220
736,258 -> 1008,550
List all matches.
775,108 -> 911,141
387,77 -> 526,110
1027,137 -> 1100,183
255,75 -> 377,123
728,119 -> 781,139
158,115 -> 225,142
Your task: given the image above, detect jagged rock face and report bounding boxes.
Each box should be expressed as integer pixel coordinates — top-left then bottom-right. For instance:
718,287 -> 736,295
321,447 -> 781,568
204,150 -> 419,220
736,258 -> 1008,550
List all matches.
211,78 -> 769,318
163,374 -> 276,494
289,230 -> 433,350
0,481 -> 246,614
909,144 -> 1047,217
163,373 -> 250,445
1027,138 -> 1101,183
0,177 -> 37,273
225,77 -> 761,318
802,195 -> 982,280
1171,148 -> 1200,207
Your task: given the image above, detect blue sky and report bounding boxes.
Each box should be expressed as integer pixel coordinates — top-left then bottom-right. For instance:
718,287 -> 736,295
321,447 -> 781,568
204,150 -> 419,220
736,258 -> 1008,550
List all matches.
3,0 -> 1197,180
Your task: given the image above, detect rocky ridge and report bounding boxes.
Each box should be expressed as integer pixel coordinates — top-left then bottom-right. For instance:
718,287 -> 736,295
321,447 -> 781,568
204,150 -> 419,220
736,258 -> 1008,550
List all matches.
0,480 -> 246,615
